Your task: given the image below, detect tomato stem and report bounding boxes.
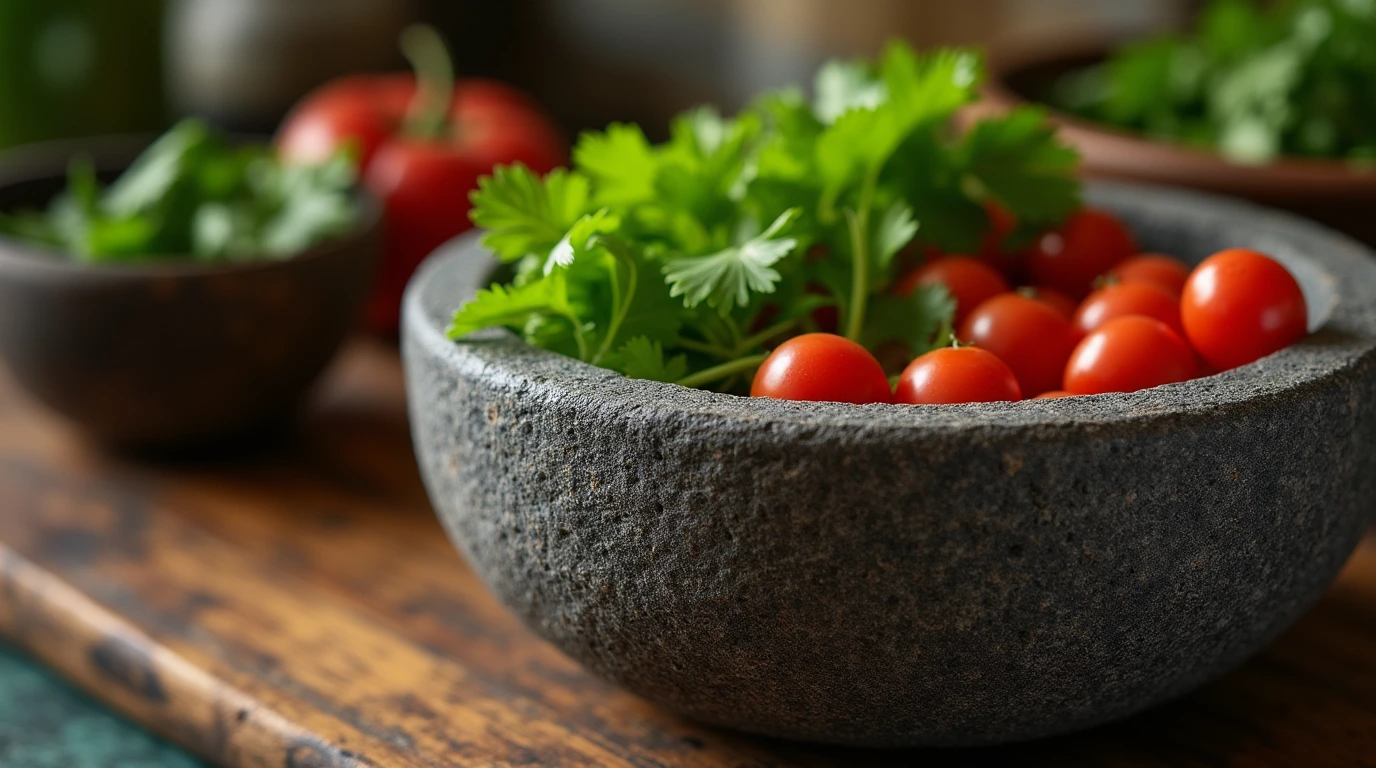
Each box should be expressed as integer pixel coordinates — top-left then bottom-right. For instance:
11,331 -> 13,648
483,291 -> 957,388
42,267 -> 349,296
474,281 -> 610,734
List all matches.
675,353 -> 768,389
400,25 -> 456,141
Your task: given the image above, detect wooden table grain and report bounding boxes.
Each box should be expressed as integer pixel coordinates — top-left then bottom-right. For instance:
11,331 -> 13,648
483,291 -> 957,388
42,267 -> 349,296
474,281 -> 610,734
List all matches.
0,340 -> 1372,767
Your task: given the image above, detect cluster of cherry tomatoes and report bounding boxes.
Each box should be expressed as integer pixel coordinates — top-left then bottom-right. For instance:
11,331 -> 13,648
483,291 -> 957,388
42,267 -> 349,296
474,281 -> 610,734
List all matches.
751,208 -> 1310,406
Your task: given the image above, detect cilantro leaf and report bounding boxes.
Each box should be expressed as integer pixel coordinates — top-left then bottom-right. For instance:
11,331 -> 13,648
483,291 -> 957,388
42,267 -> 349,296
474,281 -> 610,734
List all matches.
816,46 -> 983,201
547,208 -> 620,273
872,200 -> 918,275
573,123 -> 658,206
469,164 -> 592,262
963,107 -> 1081,223
448,280 -> 574,340
611,336 -> 688,382
813,60 -> 885,124
663,209 -> 800,311
861,284 -> 955,355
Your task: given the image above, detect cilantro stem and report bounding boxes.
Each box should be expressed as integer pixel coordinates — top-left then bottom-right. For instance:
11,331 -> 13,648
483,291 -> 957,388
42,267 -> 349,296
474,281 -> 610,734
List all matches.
400,25 -> 455,141
675,353 -> 768,389
737,317 -> 798,352
674,336 -> 733,359
591,255 -> 637,366
565,313 -> 590,361
844,166 -> 880,341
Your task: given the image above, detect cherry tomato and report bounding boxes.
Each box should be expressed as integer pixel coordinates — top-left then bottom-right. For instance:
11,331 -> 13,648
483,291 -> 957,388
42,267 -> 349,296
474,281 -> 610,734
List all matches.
959,294 -> 1079,397
1033,390 -> 1073,399
1073,280 -> 1184,337
1019,286 -> 1077,320
1180,249 -> 1308,371
1027,208 -> 1137,299
1063,316 -> 1199,395
1109,254 -> 1191,297
895,346 -> 1021,405
895,256 -> 1010,326
751,334 -> 893,404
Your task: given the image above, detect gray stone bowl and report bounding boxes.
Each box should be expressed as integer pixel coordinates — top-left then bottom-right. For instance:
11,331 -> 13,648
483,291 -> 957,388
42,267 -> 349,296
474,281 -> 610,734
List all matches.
402,182 -> 1376,748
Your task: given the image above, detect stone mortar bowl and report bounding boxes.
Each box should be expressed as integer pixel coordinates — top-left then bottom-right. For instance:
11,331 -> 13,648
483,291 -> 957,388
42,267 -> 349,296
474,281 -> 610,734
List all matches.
0,137 -> 381,447
403,182 -> 1376,748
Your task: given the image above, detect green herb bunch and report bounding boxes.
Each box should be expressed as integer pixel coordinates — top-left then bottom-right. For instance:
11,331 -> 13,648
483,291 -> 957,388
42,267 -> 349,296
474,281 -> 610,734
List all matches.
0,119 -> 359,261
451,42 -> 1081,391
1056,0 -> 1376,164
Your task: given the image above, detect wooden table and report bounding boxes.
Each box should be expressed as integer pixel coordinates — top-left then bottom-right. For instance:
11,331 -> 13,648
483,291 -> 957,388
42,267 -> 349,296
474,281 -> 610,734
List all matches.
0,340 -> 1373,767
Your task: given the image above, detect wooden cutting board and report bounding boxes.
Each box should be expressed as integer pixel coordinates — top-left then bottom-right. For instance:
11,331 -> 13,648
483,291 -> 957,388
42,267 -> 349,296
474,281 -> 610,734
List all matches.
0,339 -> 1372,768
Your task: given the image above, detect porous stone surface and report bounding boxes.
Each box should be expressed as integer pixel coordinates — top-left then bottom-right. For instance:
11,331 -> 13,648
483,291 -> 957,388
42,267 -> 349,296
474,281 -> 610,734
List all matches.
402,183 -> 1376,747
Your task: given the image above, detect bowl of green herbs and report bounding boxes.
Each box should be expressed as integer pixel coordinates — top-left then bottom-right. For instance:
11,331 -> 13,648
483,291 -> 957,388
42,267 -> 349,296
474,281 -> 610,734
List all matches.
0,121 -> 380,446
977,0 -> 1376,245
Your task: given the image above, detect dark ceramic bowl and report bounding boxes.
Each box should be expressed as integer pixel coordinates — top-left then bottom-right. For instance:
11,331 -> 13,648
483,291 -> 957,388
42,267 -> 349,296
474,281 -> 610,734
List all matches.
0,137 -> 381,446
970,43 -> 1376,247
403,183 -> 1376,747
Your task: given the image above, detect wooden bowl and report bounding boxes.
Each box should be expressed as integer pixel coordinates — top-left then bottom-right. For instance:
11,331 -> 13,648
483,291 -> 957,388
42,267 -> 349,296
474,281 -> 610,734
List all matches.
0,137 -> 381,447
973,44 -> 1376,246
403,183 -> 1376,746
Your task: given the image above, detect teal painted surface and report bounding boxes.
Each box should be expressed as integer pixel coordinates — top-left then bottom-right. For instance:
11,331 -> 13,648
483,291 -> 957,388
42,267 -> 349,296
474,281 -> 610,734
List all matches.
0,641 -> 205,768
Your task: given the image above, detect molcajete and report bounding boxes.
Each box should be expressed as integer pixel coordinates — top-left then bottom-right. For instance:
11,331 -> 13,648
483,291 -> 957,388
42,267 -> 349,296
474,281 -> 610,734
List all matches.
403,182 -> 1376,747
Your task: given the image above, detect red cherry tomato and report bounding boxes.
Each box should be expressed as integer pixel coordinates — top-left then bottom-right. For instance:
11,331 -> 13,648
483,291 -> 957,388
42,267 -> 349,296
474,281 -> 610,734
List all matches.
895,256 -> 1010,326
959,294 -> 1079,397
279,73 -> 565,334
1109,254 -> 1191,297
1020,286 -> 1077,320
1073,280 -> 1184,337
895,346 -> 1021,405
1180,248 -> 1308,371
1027,208 -> 1137,299
1064,316 -> 1199,395
1033,390 -> 1073,399
751,334 -> 893,404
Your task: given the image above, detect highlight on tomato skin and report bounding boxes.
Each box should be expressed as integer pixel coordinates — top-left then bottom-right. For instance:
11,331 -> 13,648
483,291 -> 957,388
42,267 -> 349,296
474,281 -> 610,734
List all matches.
895,347 -> 1022,405
1110,254 -> 1192,297
1063,316 -> 1199,396
1027,208 -> 1138,299
1074,280 -> 1184,337
750,334 -> 893,405
959,293 -> 1080,398
895,257 -> 1010,327
1180,248 -> 1308,372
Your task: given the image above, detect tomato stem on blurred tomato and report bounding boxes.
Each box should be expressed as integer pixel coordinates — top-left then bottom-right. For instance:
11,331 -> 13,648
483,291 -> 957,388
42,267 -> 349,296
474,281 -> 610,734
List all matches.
400,25 -> 456,141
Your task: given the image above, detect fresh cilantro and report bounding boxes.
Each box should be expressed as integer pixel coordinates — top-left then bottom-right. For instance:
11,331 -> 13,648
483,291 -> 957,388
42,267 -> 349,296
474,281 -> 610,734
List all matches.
610,336 -> 689,382
1055,0 -> 1376,164
447,279 -> 577,340
962,107 -> 1081,224
663,209 -> 799,311
453,41 -> 1081,391
861,284 -> 956,355
572,123 -> 657,206
0,119 -> 359,262
469,164 -> 592,262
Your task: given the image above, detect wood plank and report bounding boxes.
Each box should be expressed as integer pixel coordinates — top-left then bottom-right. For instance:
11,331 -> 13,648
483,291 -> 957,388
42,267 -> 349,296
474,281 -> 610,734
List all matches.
0,340 -> 1373,766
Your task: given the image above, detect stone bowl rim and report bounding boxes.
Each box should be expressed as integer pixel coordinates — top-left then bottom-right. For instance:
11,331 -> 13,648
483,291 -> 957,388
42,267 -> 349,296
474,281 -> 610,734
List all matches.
406,181 -> 1376,436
